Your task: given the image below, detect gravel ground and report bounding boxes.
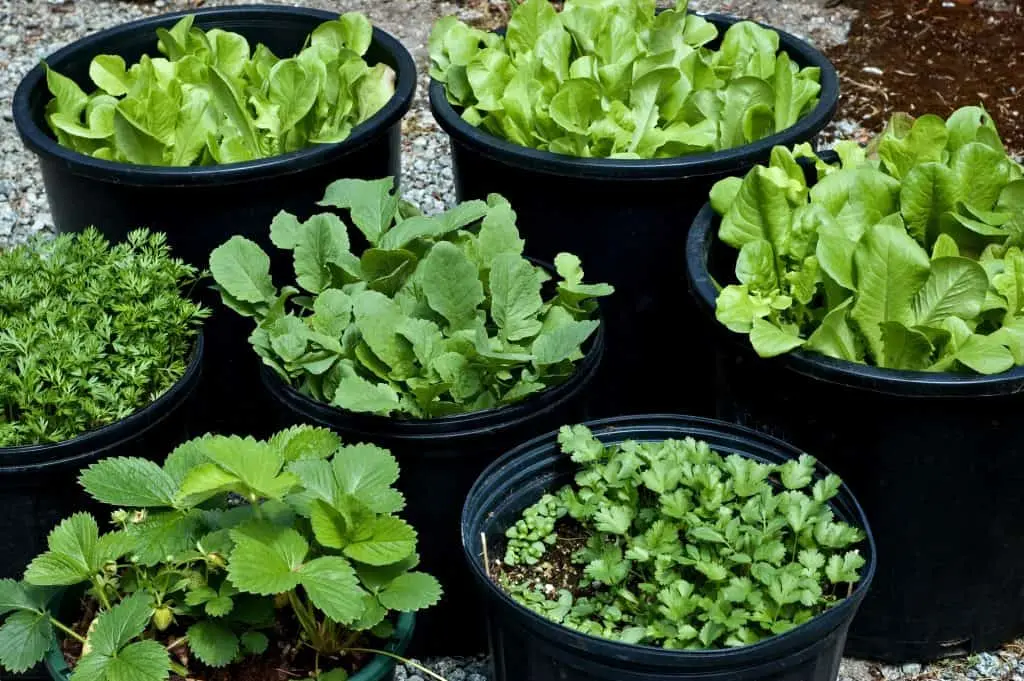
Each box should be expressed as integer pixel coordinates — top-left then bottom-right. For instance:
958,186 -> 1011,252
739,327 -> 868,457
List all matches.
2,0 -> 1023,679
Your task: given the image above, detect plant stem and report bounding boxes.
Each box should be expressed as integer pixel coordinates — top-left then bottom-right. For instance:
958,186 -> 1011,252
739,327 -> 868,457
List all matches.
91,577 -> 112,611
170,662 -> 190,677
288,591 -> 323,650
343,649 -> 449,681
166,636 -> 188,651
49,617 -> 87,644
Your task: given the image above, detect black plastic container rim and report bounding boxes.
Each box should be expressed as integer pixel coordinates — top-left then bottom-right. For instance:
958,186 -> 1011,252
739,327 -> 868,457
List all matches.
12,4 -> 416,187
262,318 -> 605,442
461,414 -> 877,668
0,332 -> 204,472
428,12 -> 839,181
687,199 -> 1024,397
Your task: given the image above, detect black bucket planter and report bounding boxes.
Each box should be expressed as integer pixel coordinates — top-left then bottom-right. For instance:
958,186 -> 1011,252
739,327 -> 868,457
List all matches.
429,13 -> 838,418
0,335 -> 203,680
462,415 -> 875,681
12,4 -> 416,438
261,324 -> 605,657
687,200 -> 1024,662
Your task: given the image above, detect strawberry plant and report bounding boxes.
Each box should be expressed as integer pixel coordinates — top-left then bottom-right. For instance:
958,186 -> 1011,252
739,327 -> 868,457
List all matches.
498,425 -> 866,648
0,426 -> 442,680
209,178 -> 613,417
429,0 -> 822,159
44,13 -> 395,165
0,228 -> 206,447
710,106 -> 1024,373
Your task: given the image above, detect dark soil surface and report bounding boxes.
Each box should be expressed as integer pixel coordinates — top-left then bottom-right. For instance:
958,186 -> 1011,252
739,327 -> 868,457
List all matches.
827,0 -> 1024,155
491,520 -> 589,599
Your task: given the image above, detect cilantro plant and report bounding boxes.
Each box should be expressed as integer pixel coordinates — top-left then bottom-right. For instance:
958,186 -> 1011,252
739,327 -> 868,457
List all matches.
0,426 -> 442,681
44,13 -> 395,165
499,425 -> 866,648
429,0 -> 822,159
710,106 -> 1024,373
210,177 -> 613,417
0,229 -> 206,447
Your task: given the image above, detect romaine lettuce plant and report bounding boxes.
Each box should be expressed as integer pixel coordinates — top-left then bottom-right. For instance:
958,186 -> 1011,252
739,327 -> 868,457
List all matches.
499,425 -> 866,648
210,178 -> 613,417
710,106 -> 1024,374
0,229 -> 206,447
0,426 -> 442,681
429,0 -> 821,159
44,13 -> 395,165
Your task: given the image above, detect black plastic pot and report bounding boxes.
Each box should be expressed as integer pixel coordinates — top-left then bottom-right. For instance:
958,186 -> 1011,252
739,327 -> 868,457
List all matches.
687,199 -> 1024,662
13,5 -> 416,437
429,13 -> 838,418
0,336 -> 203,680
462,415 -> 875,681
261,324 -> 605,656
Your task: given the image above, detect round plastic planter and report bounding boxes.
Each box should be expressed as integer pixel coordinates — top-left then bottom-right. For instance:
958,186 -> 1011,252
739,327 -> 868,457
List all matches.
43,602 -> 415,681
12,5 -> 416,438
261,324 -> 605,656
462,415 -> 875,681
687,196 -> 1024,662
429,13 -> 838,419
0,334 -> 204,582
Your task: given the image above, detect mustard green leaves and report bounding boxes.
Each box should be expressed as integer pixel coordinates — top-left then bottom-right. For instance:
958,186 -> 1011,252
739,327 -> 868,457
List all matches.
0,229 -> 206,447
711,106 -> 1024,374
44,13 -> 395,165
429,0 -> 821,159
501,425 -> 866,648
210,178 -> 612,417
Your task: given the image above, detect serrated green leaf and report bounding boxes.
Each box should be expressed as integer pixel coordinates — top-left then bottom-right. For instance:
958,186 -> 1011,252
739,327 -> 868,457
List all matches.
89,593 -> 153,656
377,572 -> 442,612
298,556 -> 367,624
228,525 -> 308,594
332,444 -> 405,514
73,640 -> 170,681
187,621 -> 239,668
240,631 -> 269,655
25,513 -> 99,586
343,516 -> 417,566
79,458 -> 176,508
0,611 -> 53,673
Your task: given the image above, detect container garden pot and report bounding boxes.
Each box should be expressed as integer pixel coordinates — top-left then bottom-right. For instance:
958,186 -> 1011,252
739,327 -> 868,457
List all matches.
42,589 -> 416,681
429,12 -> 838,418
461,414 -> 876,681
261,324 -> 605,656
687,196 -> 1024,662
13,4 -> 416,437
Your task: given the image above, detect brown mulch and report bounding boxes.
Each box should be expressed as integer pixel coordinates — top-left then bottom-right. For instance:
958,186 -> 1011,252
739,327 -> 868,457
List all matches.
826,0 -> 1024,155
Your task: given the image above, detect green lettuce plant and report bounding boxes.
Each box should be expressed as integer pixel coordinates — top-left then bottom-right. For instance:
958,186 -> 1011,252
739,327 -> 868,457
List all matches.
44,13 -> 395,165
0,229 -> 206,447
710,106 -> 1024,374
429,0 -> 821,159
500,425 -> 866,648
0,426 -> 442,681
210,177 -> 613,418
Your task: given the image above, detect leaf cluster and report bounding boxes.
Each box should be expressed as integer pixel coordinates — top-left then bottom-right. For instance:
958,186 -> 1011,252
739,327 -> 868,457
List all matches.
712,106 -> 1024,373
429,0 -> 821,159
44,13 -> 394,166
0,426 -> 440,680
210,177 -> 612,417
501,425 -> 866,649
0,229 -> 206,447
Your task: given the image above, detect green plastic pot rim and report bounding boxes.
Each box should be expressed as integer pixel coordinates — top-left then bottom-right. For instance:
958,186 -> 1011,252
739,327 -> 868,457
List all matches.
429,12 -> 839,181
42,594 -> 415,681
461,414 -> 876,667
261,317 -> 605,442
12,4 -> 416,187
0,331 -> 204,472
685,164 -> 1024,397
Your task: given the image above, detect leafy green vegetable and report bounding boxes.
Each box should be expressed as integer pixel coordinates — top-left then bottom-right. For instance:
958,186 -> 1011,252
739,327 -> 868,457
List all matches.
710,106 -> 1024,373
210,177 -> 613,417
44,13 -> 395,165
0,229 -> 206,447
429,0 -> 821,159
499,425 -> 866,648
0,426 -> 440,680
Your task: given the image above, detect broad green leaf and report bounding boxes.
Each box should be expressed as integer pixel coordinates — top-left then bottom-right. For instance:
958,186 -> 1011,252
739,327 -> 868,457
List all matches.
955,334 -> 1015,374
88,593 -> 153,656
877,113 -> 948,180
333,374 -> 401,415
900,162 -> 958,244
0,580 -> 52,616
719,166 -> 797,249
268,59 -> 318,132
953,142 -> 1012,211
490,253 -> 544,341
187,621 -> 239,668
78,458 -> 176,508
271,426 -> 341,462
749,319 -> 804,357
420,241 -> 485,330
294,213 -> 352,294
89,55 -> 131,96
319,178 -> 400,246
332,443 -> 404,513
532,319 -> 598,365
0,611 -> 53,673
228,525 -> 308,594
24,513 -> 99,586
73,640 -> 170,681
377,572 -> 443,612
910,257 -> 987,326
210,237 -> 276,304
342,516 -> 417,566
299,556 -> 367,624
352,290 -> 416,374
805,299 -> 858,361
850,222 -> 931,361
879,322 -> 933,370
